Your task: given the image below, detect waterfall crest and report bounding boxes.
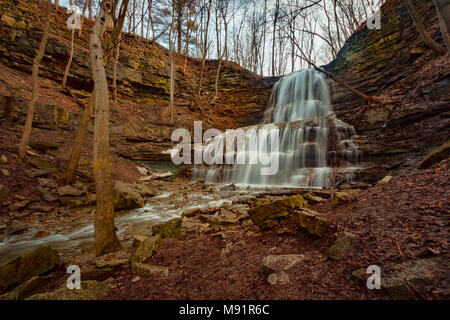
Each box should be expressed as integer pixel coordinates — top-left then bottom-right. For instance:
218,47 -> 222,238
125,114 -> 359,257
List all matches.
192,69 -> 361,188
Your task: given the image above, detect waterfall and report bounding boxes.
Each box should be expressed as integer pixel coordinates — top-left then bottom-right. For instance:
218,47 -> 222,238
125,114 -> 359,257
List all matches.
192,69 -> 361,188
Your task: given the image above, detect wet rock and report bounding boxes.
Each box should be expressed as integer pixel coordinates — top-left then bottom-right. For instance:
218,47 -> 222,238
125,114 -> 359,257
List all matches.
152,218 -> 182,238
27,280 -> 110,300
267,271 -> 290,285
4,222 -> 28,235
262,254 -> 305,274
29,158 -> 55,170
0,185 -> 10,197
328,232 -> 360,260
418,140 -> 450,169
293,209 -> 329,236
248,195 -> 307,230
113,180 -> 145,211
132,235 -> 162,263
57,185 -> 84,197
0,245 -> 60,294
131,262 -> 169,278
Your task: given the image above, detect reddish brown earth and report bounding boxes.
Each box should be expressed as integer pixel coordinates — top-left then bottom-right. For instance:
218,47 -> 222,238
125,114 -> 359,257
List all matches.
104,160 -> 449,300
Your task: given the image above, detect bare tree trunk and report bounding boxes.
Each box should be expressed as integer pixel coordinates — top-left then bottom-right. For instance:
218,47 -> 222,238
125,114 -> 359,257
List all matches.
62,93 -> 95,185
89,0 -> 93,20
196,0 -> 212,105
55,0 -> 59,10
433,0 -> 450,51
404,0 -> 447,55
79,0 -> 88,37
113,32 -> 121,107
18,0 -> 51,159
89,0 -> 120,256
169,5 -> 175,123
62,28 -> 75,89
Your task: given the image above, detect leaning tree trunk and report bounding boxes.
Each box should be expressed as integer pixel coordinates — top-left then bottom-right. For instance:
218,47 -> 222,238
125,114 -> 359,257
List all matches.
18,0 -> 51,159
62,28 -> 75,89
404,0 -> 447,55
89,0 -> 120,256
433,0 -> 450,52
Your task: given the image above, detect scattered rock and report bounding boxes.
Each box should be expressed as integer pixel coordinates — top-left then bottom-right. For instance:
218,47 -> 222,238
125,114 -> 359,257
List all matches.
418,140 -> 450,169
1,169 -> 10,177
57,185 -> 84,197
94,251 -> 130,269
332,190 -> 359,207
8,200 -> 29,211
328,232 -> 359,260
353,258 -> 441,299
267,271 -> 290,285
378,175 -> 393,184
36,178 -> 58,189
0,185 -> 10,197
26,168 -> 57,178
27,280 -> 110,300
113,180 -> 145,211
35,185 -> 57,202
0,275 -> 53,300
303,192 -> 326,203
152,218 -> 182,239
293,209 -> 329,236
248,195 -> 307,229
4,222 -> 28,235
131,235 -> 149,248
35,230 -> 52,238
28,158 -> 55,170
1,155 -> 7,163
262,254 -> 305,274
132,235 -> 162,263
27,203 -> 54,212
131,262 -> 169,277
0,245 -> 60,294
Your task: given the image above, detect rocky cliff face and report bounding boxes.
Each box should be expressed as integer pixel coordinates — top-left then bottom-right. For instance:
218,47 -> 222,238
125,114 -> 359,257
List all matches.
0,0 -> 448,184
324,0 -> 450,182
0,0 -> 275,165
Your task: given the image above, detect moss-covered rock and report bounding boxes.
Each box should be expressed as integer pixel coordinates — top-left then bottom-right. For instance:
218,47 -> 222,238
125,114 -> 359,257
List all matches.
248,195 -> 307,230
132,235 -> 161,263
152,218 -> 182,238
328,232 -> 359,260
293,209 -> 329,236
418,140 -> 450,169
0,245 -> 60,294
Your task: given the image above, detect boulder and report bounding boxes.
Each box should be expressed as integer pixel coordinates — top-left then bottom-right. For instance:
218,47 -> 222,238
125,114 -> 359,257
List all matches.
418,140 -> 450,169
0,245 -> 60,294
152,218 -> 182,238
27,280 -> 110,300
328,232 -> 359,260
132,235 -> 162,263
262,254 -> 305,274
0,185 -> 9,197
131,262 -> 169,277
248,195 -> 307,229
113,181 -> 145,211
0,275 -> 51,300
131,235 -> 149,248
293,209 -> 329,236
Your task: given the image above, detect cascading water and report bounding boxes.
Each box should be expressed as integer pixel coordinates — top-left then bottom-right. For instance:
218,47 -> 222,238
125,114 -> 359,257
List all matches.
192,69 -> 361,188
